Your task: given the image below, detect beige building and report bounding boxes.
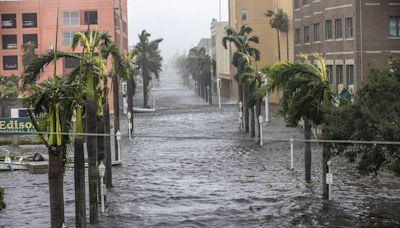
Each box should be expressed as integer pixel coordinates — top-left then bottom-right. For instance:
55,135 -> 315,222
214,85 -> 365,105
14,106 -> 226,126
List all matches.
228,0 -> 294,102
210,19 -> 231,97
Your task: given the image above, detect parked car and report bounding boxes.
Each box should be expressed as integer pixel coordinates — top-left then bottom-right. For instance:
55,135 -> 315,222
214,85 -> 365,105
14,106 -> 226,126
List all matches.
4,63 -> 17,69
6,43 -> 17,49
2,20 -> 14,27
23,20 -> 35,27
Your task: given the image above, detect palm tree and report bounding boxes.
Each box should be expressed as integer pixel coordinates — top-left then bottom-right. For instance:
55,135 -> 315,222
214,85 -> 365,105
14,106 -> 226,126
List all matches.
22,76 -> 76,228
222,25 -> 260,132
262,54 -> 333,183
187,47 -> 213,100
0,78 -> 18,117
136,30 -> 163,108
72,30 -> 111,224
124,49 -> 139,133
266,9 -> 289,61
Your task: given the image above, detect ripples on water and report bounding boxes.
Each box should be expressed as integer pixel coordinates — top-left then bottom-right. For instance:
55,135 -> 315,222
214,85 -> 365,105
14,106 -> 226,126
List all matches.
1,72 -> 400,227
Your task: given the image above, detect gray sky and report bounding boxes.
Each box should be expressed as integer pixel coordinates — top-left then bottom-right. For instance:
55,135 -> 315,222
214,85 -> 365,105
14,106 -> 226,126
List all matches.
127,0 -> 229,62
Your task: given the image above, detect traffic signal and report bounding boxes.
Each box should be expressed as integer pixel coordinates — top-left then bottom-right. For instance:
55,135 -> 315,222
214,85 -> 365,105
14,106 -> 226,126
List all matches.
217,79 -> 222,88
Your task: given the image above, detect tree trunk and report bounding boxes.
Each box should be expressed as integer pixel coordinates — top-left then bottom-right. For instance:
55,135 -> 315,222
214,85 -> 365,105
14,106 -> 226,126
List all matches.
143,69 -> 149,108
243,84 -> 249,133
277,30 -> 281,61
86,101 -> 98,224
127,78 -> 134,135
250,106 -> 255,138
209,72 -> 213,105
322,143 -> 330,199
286,32 -> 289,61
256,102 -> 261,141
74,139 -> 87,228
48,146 -> 64,228
104,102 -> 112,189
97,115 -> 105,202
304,119 -> 312,182
112,75 -> 120,163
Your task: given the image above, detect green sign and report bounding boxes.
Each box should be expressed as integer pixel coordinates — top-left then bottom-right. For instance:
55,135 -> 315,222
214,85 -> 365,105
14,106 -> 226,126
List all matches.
0,118 -> 36,135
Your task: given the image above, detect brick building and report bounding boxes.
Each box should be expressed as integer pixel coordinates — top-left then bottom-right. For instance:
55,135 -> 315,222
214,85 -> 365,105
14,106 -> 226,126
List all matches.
293,0 -> 400,94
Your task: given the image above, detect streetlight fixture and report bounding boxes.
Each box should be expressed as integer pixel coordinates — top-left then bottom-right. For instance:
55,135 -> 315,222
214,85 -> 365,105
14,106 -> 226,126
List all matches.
263,74 -> 270,123
127,111 -> 132,140
116,130 -> 121,162
98,161 -> 106,213
258,115 -> 263,146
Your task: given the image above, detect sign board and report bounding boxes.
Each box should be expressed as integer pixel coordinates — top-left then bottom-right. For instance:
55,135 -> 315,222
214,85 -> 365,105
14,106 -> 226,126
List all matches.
0,118 -> 36,135
326,173 -> 333,185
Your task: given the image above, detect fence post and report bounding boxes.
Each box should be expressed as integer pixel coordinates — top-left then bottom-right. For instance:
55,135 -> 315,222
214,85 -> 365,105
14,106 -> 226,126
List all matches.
290,138 -> 294,170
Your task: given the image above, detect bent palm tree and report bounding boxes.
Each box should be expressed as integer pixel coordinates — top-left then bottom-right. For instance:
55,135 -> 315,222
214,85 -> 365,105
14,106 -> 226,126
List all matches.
222,25 -> 260,132
136,30 -> 163,108
266,9 -> 289,61
261,54 -> 333,183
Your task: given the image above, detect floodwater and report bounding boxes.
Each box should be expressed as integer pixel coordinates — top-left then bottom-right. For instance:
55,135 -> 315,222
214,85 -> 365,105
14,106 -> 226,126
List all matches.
1,69 -> 400,228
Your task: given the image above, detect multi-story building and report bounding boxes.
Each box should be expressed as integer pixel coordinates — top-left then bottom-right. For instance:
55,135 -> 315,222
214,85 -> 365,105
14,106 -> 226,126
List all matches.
228,0 -> 294,102
210,18 -> 231,97
293,0 -> 400,94
0,0 -> 128,112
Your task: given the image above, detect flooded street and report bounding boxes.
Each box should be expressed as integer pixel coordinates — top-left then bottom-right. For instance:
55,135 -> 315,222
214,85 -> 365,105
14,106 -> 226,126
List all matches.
1,70 -> 400,227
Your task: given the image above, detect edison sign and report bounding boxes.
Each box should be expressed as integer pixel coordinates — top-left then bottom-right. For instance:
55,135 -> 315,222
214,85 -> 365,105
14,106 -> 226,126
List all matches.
0,118 -> 36,135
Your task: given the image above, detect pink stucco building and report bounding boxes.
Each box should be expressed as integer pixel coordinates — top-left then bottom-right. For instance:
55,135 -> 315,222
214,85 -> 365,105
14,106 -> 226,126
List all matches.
0,0 -> 128,112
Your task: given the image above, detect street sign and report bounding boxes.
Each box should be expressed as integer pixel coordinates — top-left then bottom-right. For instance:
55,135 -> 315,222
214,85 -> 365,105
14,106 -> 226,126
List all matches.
0,117 -> 36,135
326,173 -> 333,185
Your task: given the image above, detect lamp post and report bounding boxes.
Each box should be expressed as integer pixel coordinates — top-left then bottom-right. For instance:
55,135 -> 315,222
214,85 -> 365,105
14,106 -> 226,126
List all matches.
239,102 -> 243,130
327,160 -> 333,201
264,75 -> 269,123
116,130 -> 121,162
258,115 -> 263,146
127,111 -> 132,140
290,138 -> 294,170
98,161 -> 106,213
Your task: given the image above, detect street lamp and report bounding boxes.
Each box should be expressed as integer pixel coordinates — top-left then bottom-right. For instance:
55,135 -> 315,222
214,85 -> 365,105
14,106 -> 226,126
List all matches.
258,115 -> 263,146
263,74 -> 270,123
98,161 -> 106,213
239,102 -> 243,130
127,111 -> 132,140
116,130 -> 121,162
327,160 -> 333,201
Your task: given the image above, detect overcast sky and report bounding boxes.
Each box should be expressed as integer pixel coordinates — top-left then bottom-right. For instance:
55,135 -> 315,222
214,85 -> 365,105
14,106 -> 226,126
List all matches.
127,0 -> 229,62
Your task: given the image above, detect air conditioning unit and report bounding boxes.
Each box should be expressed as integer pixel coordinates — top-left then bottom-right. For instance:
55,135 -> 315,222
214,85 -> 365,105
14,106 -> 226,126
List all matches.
338,84 -> 344,94
348,85 -> 355,95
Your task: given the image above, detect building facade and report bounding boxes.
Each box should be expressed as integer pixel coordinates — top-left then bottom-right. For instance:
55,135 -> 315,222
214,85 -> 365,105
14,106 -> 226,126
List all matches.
210,19 -> 231,97
293,0 -> 400,94
228,0 -> 294,102
0,0 -> 128,112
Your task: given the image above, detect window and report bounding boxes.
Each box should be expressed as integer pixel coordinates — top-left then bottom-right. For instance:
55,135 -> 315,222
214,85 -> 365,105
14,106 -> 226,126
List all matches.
295,28 -> 301,44
327,65 -> 334,84
241,9 -> 248,21
211,35 -> 216,47
303,0 -> 309,5
345,17 -> 353,38
22,13 -> 37,28
390,16 -> 400,37
314,23 -> 320,42
23,34 -> 38,48
3,56 -> 18,70
62,31 -> 78,47
295,0 -> 300,9
335,19 -> 342,39
336,65 -> 343,84
2,35 -> 17,50
64,56 -> 80,69
1,14 -> 16,29
347,65 -> 354,84
84,11 -> 98,25
325,20 -> 332,40
304,26 -> 310,44
63,11 -> 80,26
